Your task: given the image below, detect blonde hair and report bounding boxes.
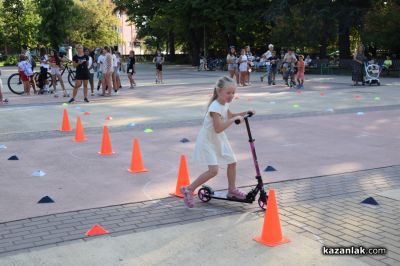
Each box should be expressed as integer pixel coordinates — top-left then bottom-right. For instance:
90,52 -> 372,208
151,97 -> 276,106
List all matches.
75,44 -> 83,49
207,76 -> 237,108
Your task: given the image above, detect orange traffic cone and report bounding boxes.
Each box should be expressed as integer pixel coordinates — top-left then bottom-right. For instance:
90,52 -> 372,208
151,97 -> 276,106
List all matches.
128,137 -> 148,173
170,154 -> 193,198
74,116 -> 87,142
98,126 -> 114,155
60,108 -> 72,132
85,224 -> 109,237
253,189 -> 290,247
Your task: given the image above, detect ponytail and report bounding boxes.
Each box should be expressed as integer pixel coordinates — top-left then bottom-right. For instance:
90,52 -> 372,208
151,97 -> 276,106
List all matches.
207,87 -> 219,108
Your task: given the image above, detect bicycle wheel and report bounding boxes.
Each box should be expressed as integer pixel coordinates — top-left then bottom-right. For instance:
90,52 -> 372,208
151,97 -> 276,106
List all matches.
34,71 -> 53,88
68,70 -> 76,87
7,73 -> 25,95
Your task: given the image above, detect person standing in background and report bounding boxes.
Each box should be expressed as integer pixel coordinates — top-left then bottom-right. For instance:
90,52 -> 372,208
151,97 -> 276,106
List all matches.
68,44 -> 90,103
127,50 -> 137,88
352,44 -> 366,86
21,44 -> 37,94
226,46 -> 239,84
245,46 -> 254,85
85,48 -> 95,96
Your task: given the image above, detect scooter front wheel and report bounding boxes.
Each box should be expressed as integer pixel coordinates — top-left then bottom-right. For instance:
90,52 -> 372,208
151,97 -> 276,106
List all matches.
198,187 -> 212,202
258,197 -> 267,210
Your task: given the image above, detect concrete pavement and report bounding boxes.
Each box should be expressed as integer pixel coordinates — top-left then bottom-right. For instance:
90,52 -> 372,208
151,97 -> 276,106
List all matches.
0,64 -> 399,265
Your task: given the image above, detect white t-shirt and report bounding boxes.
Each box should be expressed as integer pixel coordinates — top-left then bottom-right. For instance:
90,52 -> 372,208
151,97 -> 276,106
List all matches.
239,55 -> 248,71
40,55 -> 49,69
18,61 -> 33,76
112,54 -> 118,67
263,50 -> 272,60
23,51 -> 33,65
97,54 -> 105,72
87,56 -> 94,74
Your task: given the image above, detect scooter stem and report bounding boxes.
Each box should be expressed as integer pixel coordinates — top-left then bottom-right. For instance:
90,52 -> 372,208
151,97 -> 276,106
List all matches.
244,118 -> 261,177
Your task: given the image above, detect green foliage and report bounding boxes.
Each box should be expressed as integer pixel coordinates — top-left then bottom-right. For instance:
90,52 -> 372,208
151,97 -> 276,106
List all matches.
3,54 -> 19,66
36,0 -> 74,49
1,0 -> 41,51
0,0 -> 121,54
69,0 -> 121,48
363,1 -> 400,54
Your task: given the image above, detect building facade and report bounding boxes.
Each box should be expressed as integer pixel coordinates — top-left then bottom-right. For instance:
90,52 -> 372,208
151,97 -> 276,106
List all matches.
115,10 -> 142,56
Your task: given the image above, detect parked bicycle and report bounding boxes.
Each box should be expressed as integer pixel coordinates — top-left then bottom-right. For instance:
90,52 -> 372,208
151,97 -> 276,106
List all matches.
7,61 -> 76,95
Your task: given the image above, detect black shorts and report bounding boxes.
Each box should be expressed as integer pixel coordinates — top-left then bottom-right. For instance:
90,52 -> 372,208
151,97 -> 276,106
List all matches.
75,70 -> 90,80
127,67 -> 135,74
156,63 -> 162,71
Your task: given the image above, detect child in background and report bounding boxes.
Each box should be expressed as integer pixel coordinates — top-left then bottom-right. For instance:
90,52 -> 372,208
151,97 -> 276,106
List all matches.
180,76 -> 255,208
127,50 -> 137,88
267,50 -> 279,85
238,49 -> 248,86
38,48 -> 50,93
18,55 -> 33,95
49,49 -> 68,97
296,55 -> 305,89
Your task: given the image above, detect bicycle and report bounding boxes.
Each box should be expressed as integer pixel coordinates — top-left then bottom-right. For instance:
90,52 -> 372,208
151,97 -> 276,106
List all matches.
35,61 -> 76,89
58,60 -> 76,87
8,61 -> 76,95
7,71 -> 52,95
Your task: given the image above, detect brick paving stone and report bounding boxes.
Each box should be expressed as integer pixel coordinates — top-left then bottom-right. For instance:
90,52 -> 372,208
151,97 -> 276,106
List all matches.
381,258 -> 400,265
0,165 -> 398,266
359,236 -> 385,246
358,256 -> 388,266
386,251 -> 400,261
360,224 -> 384,234
319,233 -> 344,244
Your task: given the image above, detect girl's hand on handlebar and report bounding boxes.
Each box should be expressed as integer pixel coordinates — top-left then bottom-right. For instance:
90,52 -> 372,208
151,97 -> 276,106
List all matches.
232,115 -> 244,124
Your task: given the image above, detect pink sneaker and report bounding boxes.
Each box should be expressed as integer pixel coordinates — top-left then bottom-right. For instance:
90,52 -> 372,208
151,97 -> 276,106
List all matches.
227,188 -> 247,200
180,186 -> 195,208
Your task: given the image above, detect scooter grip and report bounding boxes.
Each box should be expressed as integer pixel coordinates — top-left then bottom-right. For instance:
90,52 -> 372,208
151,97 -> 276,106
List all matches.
235,111 -> 254,124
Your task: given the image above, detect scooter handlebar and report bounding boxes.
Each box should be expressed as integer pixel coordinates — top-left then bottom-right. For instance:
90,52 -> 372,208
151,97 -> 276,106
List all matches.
235,111 -> 254,124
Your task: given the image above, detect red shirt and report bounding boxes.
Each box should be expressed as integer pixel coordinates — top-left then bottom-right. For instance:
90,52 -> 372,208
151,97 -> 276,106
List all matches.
297,61 -> 305,73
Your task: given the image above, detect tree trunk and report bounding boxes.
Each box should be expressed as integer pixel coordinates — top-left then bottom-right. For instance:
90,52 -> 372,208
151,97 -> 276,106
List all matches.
168,30 -> 176,62
319,18 -> 328,59
189,29 -> 200,66
338,21 -> 351,59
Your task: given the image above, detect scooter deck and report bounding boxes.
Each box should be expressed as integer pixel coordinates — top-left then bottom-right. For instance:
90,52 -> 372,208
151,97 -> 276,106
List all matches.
210,191 -> 254,204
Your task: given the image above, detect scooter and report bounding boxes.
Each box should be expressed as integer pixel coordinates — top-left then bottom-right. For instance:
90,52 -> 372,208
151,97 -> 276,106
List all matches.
198,112 -> 268,210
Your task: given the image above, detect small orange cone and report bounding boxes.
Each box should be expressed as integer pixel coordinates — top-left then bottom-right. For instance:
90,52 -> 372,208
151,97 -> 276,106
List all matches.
98,126 -> 114,155
128,137 -> 148,173
60,108 -> 72,132
85,224 -> 109,237
253,189 -> 290,247
170,154 -> 194,198
74,116 -> 87,142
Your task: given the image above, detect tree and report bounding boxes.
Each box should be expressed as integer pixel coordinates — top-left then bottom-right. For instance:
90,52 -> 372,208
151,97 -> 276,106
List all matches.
68,0 -> 121,48
36,0 -> 74,49
1,0 -> 41,54
363,1 -> 400,54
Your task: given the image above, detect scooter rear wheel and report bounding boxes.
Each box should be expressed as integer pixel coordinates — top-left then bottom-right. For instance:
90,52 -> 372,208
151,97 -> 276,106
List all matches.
198,187 -> 212,202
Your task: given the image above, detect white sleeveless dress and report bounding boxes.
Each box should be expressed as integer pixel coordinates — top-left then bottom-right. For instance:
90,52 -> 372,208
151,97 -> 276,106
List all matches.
192,100 -> 237,166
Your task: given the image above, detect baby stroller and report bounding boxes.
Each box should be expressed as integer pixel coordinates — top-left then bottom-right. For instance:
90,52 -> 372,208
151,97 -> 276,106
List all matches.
364,62 -> 381,86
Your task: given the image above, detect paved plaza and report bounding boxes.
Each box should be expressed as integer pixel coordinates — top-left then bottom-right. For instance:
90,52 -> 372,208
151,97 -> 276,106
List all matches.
0,64 -> 399,265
